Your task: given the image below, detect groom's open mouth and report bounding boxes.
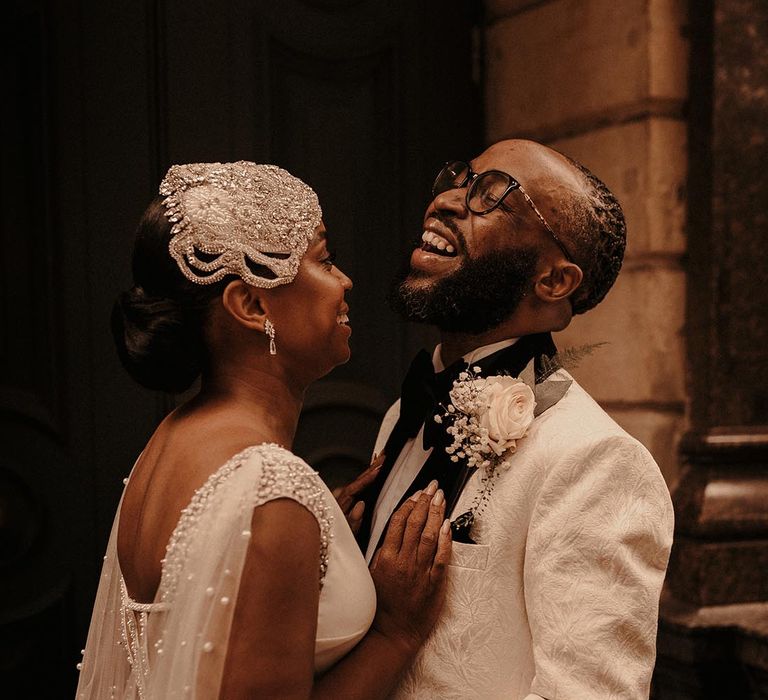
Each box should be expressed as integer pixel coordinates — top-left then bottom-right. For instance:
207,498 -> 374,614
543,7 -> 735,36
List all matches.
410,220 -> 461,274
420,229 -> 457,257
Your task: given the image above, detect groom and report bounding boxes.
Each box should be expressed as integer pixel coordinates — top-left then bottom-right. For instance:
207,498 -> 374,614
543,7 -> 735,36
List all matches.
356,140 -> 674,699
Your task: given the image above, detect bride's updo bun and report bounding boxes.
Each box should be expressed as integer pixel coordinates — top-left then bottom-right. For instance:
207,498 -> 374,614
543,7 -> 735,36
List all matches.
111,198 -> 228,393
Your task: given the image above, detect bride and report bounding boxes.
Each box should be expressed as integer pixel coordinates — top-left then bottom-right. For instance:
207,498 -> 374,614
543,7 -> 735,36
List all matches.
76,162 -> 451,699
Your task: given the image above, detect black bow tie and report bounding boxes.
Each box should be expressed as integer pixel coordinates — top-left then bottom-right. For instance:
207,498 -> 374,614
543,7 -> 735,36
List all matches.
397,334 -> 559,455
397,350 -> 467,448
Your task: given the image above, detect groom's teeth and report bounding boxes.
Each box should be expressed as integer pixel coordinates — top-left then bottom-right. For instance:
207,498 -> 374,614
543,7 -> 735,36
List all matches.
337,314 -> 349,325
420,230 -> 457,257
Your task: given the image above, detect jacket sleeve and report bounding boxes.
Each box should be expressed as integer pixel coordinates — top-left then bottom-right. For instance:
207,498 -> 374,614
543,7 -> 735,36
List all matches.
523,434 -> 674,699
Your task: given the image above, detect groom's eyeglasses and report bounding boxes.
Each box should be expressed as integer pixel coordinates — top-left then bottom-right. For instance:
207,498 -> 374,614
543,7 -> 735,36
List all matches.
432,160 -> 575,263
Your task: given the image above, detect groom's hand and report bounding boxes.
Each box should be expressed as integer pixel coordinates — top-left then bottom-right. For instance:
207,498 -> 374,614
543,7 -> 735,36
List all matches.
332,453 -> 385,534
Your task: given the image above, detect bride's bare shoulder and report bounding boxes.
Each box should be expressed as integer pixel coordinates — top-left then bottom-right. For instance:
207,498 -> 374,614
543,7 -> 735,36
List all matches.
118,406 -> 274,602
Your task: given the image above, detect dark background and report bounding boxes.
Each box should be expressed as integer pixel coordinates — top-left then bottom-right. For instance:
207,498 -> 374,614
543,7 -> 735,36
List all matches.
0,1 -> 482,696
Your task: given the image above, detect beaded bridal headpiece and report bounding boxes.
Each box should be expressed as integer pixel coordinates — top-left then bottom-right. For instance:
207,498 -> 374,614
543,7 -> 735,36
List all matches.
159,161 -> 322,288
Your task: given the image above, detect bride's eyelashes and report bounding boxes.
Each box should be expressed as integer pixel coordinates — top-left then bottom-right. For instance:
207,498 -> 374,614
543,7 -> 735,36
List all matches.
321,250 -> 337,269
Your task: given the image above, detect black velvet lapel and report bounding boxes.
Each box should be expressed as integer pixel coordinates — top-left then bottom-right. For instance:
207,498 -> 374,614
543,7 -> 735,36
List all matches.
356,348 -> 467,548
355,415 -> 411,548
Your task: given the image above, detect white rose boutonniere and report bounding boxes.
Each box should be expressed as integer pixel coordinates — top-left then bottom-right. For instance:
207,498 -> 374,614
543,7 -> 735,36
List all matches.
443,348 -> 602,543
439,361 -> 574,541
441,367 -> 536,478
476,376 -> 535,458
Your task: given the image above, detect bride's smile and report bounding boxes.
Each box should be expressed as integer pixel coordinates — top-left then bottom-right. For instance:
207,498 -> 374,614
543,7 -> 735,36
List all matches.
261,222 -> 354,377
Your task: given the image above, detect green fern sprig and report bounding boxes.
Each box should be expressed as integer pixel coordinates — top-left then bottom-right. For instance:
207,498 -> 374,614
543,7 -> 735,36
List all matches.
537,342 -> 608,381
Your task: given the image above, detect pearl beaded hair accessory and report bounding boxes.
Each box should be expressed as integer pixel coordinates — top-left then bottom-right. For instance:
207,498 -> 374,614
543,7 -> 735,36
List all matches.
159,162 -> 322,288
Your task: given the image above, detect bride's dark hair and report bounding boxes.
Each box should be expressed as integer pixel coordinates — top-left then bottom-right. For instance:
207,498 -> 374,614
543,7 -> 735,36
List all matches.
111,198 -> 230,393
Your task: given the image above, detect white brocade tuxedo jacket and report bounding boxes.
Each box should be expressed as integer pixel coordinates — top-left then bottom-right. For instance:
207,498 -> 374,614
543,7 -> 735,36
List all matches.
372,371 -> 674,700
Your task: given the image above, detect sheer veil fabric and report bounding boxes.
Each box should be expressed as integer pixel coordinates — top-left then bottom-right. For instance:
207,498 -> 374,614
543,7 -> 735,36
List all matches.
76,444 -> 376,699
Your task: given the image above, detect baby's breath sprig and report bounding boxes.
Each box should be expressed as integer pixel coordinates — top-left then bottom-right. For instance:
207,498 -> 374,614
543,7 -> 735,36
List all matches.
436,366 -> 511,477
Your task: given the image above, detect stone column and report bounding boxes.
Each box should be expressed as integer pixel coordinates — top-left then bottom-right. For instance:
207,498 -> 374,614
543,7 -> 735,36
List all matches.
485,0 -> 689,485
654,0 -> 768,697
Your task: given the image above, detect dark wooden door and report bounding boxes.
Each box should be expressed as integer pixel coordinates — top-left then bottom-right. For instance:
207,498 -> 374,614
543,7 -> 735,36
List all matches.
1,1 -> 481,695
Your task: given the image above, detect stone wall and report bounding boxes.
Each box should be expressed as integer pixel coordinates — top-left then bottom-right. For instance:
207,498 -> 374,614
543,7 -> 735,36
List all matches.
484,0 -> 690,485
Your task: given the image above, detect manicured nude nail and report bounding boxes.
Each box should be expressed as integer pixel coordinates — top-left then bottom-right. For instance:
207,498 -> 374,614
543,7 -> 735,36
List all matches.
441,519 -> 451,534
425,480 -> 439,496
409,490 -> 423,501
432,489 -> 444,506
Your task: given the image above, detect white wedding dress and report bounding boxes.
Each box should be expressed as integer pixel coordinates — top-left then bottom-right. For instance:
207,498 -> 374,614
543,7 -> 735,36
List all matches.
76,444 -> 376,699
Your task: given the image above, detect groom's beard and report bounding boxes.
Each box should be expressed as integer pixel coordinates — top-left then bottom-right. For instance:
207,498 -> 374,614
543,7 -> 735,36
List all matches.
388,246 -> 539,335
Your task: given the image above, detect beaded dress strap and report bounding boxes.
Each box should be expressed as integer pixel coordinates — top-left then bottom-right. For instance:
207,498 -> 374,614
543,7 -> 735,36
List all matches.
244,444 -> 334,585
158,444 -> 333,602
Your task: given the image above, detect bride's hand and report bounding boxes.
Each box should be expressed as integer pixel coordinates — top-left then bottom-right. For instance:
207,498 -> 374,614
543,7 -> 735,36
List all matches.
332,453 -> 385,534
369,481 -> 452,652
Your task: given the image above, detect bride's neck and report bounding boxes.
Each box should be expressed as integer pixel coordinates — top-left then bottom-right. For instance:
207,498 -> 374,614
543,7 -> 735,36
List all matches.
195,367 -> 305,449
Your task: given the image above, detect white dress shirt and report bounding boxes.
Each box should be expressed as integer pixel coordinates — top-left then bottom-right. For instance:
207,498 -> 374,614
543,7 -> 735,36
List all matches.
365,338 -> 518,562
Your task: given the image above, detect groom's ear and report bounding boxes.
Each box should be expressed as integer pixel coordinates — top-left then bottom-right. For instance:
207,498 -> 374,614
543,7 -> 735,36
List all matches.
533,261 -> 583,304
221,279 -> 269,332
